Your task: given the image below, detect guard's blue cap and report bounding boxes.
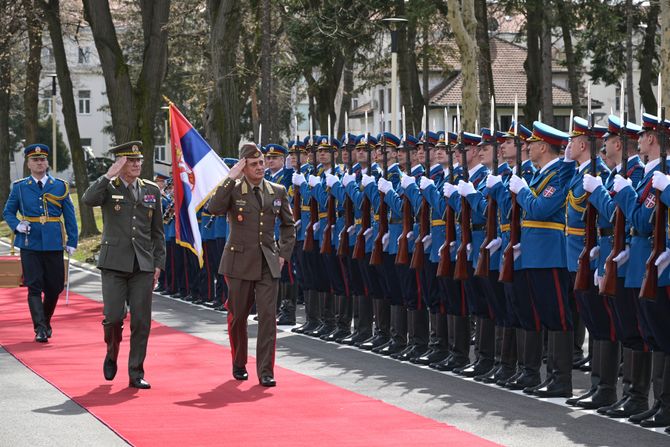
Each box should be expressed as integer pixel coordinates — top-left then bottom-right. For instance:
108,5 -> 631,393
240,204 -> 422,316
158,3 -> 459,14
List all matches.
505,121 -> 532,140
417,131 -> 439,146
639,113 -> 670,133
462,132 -> 482,146
155,173 -> 169,181
527,121 -> 569,146
355,134 -> 378,147
380,132 -> 401,147
604,115 -> 642,141
223,157 -> 238,168
288,140 -> 307,153
435,131 -> 447,148
24,143 -> 49,158
570,116 -> 607,139
341,133 -> 358,146
315,136 -> 341,150
400,135 -> 420,149
264,144 -> 288,156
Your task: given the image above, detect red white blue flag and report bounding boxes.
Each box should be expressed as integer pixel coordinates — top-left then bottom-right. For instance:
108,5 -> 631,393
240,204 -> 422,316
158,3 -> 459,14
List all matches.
168,102 -> 229,266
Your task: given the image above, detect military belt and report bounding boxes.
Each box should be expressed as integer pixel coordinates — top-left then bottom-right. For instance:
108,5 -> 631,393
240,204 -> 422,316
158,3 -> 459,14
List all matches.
598,228 -> 614,237
500,224 -> 511,232
630,228 -> 650,237
566,226 -> 586,236
23,216 -> 61,224
521,220 -> 566,232
472,224 -> 486,231
431,219 -> 446,227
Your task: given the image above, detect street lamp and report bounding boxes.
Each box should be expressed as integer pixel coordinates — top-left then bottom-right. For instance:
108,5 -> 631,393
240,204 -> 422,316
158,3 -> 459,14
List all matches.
47,73 -> 58,172
382,17 -> 407,136
160,105 -> 170,174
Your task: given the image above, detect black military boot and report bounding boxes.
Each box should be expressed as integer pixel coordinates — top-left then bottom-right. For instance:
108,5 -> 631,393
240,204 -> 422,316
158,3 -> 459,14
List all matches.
358,298 -> 389,350
598,347 -> 634,415
277,281 -> 297,325
414,312 -> 449,365
432,315 -> 471,371
376,305 -> 408,356
322,295 -> 351,342
308,293 -> 335,337
339,295 -> 361,344
568,339 -> 602,406
485,326 -> 517,384
395,308 -> 429,361
534,330 -> 573,398
639,354 -> 670,427
500,327 -> 525,387
352,295 -> 374,346
103,321 -> 123,380
508,329 -> 542,390
476,325 -> 504,382
292,290 -> 321,334
578,340 -> 620,409
457,317 -> 495,377
605,350 -> 651,418
629,351 -> 665,424
27,294 -> 48,342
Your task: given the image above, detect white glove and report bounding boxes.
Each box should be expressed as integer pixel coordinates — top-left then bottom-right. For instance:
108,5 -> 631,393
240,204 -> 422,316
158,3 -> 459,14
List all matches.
419,177 -> 434,190
485,237 -> 502,255
513,243 -> 521,261
342,173 -> 356,187
308,175 -> 320,188
583,174 -> 603,193
613,245 -> 630,266
361,174 -> 375,187
589,245 -> 600,261
450,241 -> 456,255
563,141 -> 573,162
401,174 -> 415,190
422,234 -> 432,250
406,231 -> 414,241
457,180 -> 476,197
325,173 -> 338,188
347,225 -> 356,236
443,183 -> 457,198
612,174 -> 632,193
65,246 -> 76,255
292,172 -> 306,186
294,219 -> 301,230
378,177 -> 393,194
486,174 -> 502,189
508,175 -> 529,194
312,221 -> 320,232
16,221 -> 30,234
466,242 -> 472,259
594,269 -> 601,288
382,232 -> 389,250
363,227 -> 373,241
652,171 -> 670,192
655,247 -> 670,277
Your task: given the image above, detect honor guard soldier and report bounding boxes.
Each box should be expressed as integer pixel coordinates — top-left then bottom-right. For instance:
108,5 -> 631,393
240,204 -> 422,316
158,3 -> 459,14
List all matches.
209,143 -> 295,387
508,122 -> 573,398
82,141 -> 165,389
3,143 -> 78,342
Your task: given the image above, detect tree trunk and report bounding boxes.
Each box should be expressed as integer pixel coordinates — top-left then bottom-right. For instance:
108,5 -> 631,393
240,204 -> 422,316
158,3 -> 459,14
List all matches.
555,0 -> 581,117
525,0 -> 542,123
23,0 -> 42,148
337,59 -> 354,137
540,6 -> 554,126
205,0 -> 241,155
259,0 -> 271,145
447,0 -> 479,132
0,43 -> 10,208
397,0 -> 424,135
625,0 -> 636,119
639,0 -> 660,114
251,85 -> 260,142
662,0 -> 670,112
43,0 -> 99,237
474,0 -> 493,128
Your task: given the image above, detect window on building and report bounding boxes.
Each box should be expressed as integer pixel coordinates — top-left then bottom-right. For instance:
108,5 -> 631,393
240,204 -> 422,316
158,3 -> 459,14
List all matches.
352,98 -> 359,109
155,145 -> 166,162
41,89 -> 53,117
78,47 -> 91,64
78,90 -> 91,114
41,47 -> 54,65
80,138 -> 92,147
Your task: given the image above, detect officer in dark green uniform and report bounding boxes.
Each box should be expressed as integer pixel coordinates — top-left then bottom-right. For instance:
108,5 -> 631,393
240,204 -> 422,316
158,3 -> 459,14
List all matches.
82,141 -> 165,389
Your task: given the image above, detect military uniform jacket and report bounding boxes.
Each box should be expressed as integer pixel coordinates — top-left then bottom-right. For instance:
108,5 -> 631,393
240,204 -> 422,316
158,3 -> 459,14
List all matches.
3,174 -> 78,251
209,177 -> 295,281
82,176 -> 165,272
423,164 -> 465,262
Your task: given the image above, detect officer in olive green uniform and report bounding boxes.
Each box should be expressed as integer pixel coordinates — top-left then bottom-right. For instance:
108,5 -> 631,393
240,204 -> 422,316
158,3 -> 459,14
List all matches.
209,143 -> 295,387
82,141 -> 165,389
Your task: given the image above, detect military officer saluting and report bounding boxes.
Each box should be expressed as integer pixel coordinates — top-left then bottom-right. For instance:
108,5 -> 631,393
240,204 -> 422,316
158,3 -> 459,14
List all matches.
209,143 -> 296,387
3,144 -> 78,342
82,141 -> 165,389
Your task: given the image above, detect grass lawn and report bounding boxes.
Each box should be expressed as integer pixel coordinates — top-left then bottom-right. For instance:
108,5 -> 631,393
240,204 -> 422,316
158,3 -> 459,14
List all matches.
0,189 -> 104,264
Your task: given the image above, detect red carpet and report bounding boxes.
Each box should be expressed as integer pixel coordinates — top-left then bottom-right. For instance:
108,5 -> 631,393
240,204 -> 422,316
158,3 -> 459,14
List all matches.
0,288 -> 499,446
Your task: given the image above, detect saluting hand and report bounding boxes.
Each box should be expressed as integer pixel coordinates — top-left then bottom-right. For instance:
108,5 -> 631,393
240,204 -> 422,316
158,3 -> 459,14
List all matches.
228,158 -> 246,180
105,156 -> 127,179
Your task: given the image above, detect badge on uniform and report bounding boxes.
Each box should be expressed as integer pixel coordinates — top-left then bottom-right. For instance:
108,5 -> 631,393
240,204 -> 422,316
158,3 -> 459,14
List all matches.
237,214 -> 244,222
143,194 -> 156,203
644,194 -> 656,209
542,186 -> 556,198
273,199 -> 281,207
114,204 -> 121,211
235,199 -> 247,206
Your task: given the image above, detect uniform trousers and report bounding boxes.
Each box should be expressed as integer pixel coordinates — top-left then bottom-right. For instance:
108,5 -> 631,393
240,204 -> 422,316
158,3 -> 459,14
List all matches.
508,269 -> 540,332
439,275 -> 468,317
164,239 -> 176,292
643,286 -> 670,354
382,253 -> 403,306
226,258 -> 278,378
394,262 -> 420,309
526,268 -> 572,332
419,257 -> 442,314
21,249 -> 64,331
609,278 -> 646,350
214,237 -> 228,304
199,239 -> 218,300
570,271 -> 616,341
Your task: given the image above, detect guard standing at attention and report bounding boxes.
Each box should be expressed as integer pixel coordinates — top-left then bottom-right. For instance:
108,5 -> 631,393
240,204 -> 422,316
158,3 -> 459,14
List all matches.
3,143 -> 78,342
209,143 -> 296,387
82,141 -> 165,389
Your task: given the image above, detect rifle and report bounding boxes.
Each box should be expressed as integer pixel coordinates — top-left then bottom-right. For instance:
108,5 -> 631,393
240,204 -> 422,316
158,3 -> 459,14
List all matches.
601,112 -> 628,296
574,111 -> 599,291
337,136 -> 354,257
321,118 -> 335,255
396,136 -> 413,265
303,137 -> 318,252
352,135 -> 372,260
454,135 -> 471,281
371,120 -> 389,266
437,143 -> 456,277
475,128 -> 499,278
292,131 -> 302,224
410,114 -> 431,271
640,107 -> 667,300
499,132 -> 522,282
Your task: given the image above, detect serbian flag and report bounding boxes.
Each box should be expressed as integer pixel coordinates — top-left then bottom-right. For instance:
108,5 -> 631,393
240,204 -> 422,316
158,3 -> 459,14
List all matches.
168,101 -> 229,266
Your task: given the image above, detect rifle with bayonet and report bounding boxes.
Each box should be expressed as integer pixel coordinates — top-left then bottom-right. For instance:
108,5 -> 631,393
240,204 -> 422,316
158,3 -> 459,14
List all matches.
454,129 -> 471,281
371,118 -> 389,266
303,136 -> 318,252
437,141 -> 457,277
321,118 -> 336,255
476,102 -> 498,278
338,136 -> 354,257
353,133 -> 372,260
500,102 -> 521,283
396,135 -> 413,265
410,112 -> 430,271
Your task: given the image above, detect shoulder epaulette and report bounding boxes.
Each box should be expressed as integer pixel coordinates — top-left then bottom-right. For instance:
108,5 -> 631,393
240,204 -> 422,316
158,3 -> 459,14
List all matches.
141,178 -> 159,188
13,177 -> 27,184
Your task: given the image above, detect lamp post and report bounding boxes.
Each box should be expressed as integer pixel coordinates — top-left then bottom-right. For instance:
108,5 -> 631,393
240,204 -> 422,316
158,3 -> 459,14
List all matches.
48,73 -> 58,172
160,105 -> 170,174
382,17 -> 407,136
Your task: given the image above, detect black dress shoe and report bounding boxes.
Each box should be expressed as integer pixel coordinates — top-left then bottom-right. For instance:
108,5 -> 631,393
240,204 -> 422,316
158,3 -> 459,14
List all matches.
498,370 -> 522,387
129,378 -> 151,389
160,289 -> 175,296
292,321 -> 320,334
46,327 -> 53,338
277,314 -> 296,326
322,328 -> 350,342
639,405 -> 670,428
629,400 -> 661,424
171,292 -> 186,299
533,380 -> 572,398
359,334 -> 389,351
395,345 -> 428,362
605,396 -> 649,418
566,387 -> 596,406
103,356 -> 118,380
35,328 -> 48,343
576,389 -> 617,410
411,348 -> 449,365
506,372 -> 541,391
597,395 -> 629,415
523,376 -> 552,394
377,341 -> 406,356
233,366 -> 249,380
260,376 -> 276,387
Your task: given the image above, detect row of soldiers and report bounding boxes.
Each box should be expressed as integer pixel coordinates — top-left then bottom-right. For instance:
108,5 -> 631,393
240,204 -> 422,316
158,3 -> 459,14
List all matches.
257,112 -> 670,432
